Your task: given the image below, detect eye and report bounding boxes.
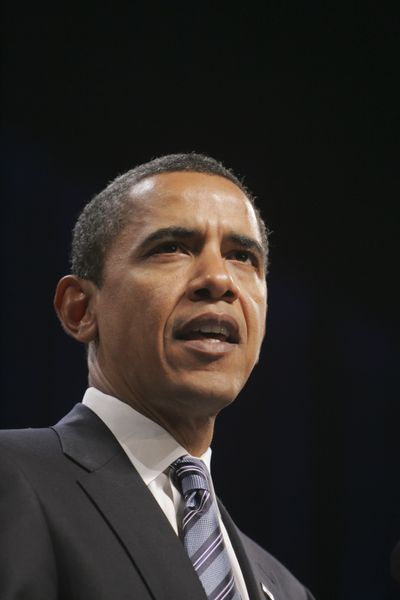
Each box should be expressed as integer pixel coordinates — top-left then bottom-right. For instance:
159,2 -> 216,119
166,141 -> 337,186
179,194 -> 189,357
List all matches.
228,250 -> 258,266
150,242 -> 187,255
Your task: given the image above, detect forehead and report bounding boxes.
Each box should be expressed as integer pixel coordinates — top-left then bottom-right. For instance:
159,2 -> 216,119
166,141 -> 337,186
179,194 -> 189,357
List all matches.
126,171 -> 260,238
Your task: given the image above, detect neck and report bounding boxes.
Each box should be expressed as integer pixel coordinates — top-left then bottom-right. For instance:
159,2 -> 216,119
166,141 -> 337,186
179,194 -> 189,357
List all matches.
88,364 -> 216,457
152,413 -> 215,457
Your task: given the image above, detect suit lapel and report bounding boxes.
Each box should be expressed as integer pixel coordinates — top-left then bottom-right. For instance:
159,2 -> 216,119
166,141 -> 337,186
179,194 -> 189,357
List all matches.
218,501 -> 277,600
53,404 -> 207,600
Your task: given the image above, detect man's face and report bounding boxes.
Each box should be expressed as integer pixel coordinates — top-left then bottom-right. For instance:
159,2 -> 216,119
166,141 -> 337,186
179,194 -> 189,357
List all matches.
92,171 -> 267,419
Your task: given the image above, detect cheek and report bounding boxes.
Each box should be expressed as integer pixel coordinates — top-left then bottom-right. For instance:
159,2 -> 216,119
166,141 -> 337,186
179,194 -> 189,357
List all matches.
239,276 -> 267,328
118,275 -> 183,342
249,304 -> 266,342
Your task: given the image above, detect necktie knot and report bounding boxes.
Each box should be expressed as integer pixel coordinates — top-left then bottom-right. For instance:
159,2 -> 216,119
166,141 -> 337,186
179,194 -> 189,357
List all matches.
171,456 -> 210,497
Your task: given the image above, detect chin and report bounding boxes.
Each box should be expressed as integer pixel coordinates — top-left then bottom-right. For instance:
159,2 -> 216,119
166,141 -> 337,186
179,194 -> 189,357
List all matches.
171,374 -> 244,414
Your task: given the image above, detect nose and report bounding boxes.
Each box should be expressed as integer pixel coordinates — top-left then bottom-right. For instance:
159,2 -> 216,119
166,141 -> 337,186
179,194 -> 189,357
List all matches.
186,250 -> 240,303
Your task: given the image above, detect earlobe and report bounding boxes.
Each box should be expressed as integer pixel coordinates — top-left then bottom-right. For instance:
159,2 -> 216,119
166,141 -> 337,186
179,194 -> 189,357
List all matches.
54,275 -> 98,343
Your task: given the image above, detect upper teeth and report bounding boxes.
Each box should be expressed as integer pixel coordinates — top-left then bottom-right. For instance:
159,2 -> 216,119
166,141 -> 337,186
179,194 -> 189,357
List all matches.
193,324 -> 230,336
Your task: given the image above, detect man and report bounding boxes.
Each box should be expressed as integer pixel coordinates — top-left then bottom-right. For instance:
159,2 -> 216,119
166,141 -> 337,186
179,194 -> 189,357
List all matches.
0,154 -> 314,599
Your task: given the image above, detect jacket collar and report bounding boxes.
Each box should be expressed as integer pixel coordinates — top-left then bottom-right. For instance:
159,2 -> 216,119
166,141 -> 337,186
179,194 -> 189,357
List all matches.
53,403 -> 276,600
52,403 -> 207,600
218,501 -> 278,600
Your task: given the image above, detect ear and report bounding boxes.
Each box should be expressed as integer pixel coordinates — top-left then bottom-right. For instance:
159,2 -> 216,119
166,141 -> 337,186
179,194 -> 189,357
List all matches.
54,275 -> 99,343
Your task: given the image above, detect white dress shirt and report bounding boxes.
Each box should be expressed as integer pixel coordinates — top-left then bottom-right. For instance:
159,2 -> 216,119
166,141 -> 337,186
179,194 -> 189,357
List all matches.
83,387 -> 249,600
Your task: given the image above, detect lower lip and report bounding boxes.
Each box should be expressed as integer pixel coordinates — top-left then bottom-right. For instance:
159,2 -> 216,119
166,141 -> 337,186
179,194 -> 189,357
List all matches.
175,338 -> 237,357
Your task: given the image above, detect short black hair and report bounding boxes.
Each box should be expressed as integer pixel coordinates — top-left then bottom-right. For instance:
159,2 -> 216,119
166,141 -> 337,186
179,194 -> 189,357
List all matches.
71,153 -> 268,286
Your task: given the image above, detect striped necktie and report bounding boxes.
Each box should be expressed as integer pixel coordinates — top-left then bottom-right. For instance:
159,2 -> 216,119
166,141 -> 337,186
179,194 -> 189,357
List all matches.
171,456 -> 241,600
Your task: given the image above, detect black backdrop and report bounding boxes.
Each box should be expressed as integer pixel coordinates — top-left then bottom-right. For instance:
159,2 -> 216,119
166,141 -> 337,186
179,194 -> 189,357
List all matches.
1,6 -> 399,599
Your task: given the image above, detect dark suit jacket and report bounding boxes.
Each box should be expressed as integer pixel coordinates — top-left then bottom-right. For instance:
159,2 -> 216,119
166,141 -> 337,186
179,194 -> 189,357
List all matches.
0,404 -> 314,600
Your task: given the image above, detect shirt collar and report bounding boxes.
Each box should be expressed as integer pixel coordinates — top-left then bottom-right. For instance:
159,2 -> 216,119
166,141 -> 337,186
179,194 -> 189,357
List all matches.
82,387 -> 212,486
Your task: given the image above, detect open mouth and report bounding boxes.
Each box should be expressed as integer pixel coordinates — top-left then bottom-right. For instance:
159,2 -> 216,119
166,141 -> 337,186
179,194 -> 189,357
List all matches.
173,315 -> 240,345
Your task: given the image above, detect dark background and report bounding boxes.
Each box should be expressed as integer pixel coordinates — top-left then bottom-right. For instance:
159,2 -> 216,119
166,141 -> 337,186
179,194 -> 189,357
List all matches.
1,5 -> 399,599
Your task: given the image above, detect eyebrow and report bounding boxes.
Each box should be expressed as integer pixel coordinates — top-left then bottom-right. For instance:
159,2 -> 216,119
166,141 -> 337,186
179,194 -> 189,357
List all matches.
228,233 -> 266,261
138,227 -> 197,248
138,226 -> 266,263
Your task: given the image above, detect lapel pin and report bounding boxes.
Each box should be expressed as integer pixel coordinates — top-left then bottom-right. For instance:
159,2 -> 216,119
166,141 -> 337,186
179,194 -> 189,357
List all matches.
260,582 -> 275,600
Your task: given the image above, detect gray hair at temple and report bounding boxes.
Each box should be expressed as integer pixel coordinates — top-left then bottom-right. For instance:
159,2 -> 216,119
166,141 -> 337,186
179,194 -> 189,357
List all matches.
70,153 -> 269,286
